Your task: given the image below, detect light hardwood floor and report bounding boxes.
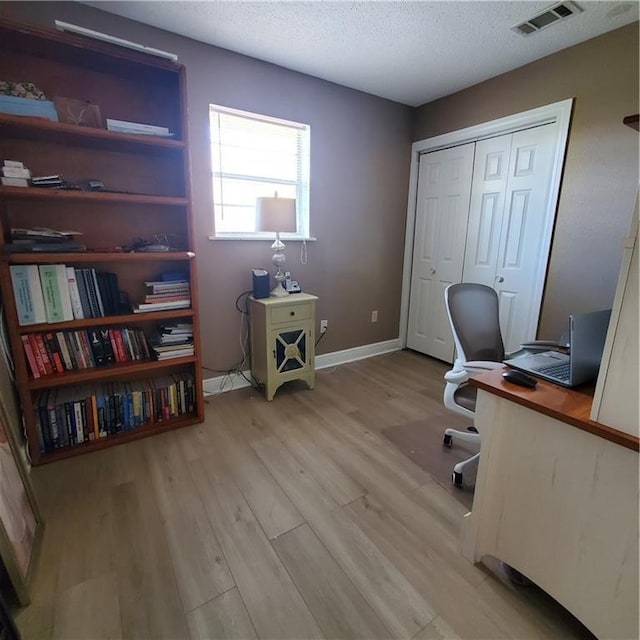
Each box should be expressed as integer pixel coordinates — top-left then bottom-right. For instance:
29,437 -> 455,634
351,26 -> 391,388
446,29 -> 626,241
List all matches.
14,350 -> 592,639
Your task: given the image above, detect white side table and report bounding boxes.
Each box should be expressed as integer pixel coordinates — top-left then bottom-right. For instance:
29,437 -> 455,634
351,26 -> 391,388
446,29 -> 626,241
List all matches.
249,293 -> 317,401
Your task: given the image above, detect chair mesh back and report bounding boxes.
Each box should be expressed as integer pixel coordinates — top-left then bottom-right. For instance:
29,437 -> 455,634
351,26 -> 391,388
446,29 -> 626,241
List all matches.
447,283 -> 505,362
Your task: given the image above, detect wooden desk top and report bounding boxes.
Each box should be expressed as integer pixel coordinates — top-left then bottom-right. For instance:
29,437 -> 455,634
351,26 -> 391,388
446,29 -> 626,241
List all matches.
470,367 -> 639,452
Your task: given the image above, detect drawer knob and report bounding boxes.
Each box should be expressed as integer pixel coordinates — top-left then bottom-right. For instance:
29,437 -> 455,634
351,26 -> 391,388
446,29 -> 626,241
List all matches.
290,311 -> 295,316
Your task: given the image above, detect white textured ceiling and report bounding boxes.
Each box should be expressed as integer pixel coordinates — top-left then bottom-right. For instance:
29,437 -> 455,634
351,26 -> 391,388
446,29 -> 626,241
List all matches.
83,1 -> 639,106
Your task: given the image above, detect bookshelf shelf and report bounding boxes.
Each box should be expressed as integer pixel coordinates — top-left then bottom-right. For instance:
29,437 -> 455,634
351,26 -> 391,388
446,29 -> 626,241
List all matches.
35,413 -> 200,465
6,251 -> 196,264
26,355 -> 197,390
17,309 -> 195,334
0,113 -> 186,152
0,18 -> 204,465
0,185 -> 189,206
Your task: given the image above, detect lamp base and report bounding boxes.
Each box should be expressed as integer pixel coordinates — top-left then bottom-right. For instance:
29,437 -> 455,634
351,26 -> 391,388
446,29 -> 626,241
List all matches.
270,283 -> 289,297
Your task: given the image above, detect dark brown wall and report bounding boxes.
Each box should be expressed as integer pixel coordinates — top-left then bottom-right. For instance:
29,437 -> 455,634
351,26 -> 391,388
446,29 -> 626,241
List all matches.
413,23 -> 639,340
1,2 -> 413,371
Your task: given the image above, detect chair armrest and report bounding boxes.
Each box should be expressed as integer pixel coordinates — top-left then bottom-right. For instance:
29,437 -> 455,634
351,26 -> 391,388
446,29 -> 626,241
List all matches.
464,360 -> 504,372
444,368 -> 469,384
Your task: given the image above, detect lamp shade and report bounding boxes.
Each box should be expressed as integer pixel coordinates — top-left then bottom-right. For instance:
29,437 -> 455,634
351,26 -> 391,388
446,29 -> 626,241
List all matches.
256,196 -> 297,233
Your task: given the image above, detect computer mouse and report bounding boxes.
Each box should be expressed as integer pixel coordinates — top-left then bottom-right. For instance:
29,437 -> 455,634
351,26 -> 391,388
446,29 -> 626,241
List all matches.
502,369 -> 537,388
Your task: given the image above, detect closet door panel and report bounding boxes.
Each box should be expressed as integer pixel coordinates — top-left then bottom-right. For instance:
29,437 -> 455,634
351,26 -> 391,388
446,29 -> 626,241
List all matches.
496,124 -> 557,351
407,144 -> 474,360
462,135 -> 511,287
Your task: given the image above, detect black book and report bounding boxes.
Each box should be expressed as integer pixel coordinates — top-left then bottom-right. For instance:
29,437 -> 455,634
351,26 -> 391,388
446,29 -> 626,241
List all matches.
76,269 -> 93,318
87,329 -> 106,366
99,328 -> 115,364
96,272 -> 114,315
107,272 -> 122,314
36,391 -> 53,453
83,269 -> 102,318
91,270 -> 105,317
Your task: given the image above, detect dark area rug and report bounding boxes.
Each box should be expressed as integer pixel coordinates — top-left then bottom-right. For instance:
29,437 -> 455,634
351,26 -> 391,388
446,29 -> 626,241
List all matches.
382,412 -> 479,511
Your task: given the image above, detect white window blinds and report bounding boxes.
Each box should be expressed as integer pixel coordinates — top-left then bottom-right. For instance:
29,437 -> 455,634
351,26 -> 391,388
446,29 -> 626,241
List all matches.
209,105 -> 310,237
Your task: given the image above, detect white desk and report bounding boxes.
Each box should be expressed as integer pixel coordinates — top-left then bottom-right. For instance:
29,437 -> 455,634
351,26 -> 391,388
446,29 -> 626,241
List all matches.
461,369 -> 639,640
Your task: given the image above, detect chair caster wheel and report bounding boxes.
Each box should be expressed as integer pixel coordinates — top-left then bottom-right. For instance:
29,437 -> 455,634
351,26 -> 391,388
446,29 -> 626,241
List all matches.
443,434 -> 453,447
452,471 -> 463,487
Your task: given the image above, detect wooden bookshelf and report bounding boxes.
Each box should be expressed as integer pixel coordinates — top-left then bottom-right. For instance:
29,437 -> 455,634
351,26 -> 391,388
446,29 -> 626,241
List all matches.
0,18 -> 204,465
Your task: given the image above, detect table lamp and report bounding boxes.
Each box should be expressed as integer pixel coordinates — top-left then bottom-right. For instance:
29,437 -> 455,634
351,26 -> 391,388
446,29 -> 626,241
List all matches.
256,194 -> 297,297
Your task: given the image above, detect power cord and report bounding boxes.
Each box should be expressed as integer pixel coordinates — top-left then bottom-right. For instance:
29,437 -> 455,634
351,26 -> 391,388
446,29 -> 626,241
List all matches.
202,290 -> 260,395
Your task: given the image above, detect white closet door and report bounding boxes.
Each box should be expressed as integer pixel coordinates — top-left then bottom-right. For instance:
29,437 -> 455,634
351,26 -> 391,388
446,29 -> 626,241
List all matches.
494,124 -> 558,352
406,143 -> 474,360
463,123 -> 558,353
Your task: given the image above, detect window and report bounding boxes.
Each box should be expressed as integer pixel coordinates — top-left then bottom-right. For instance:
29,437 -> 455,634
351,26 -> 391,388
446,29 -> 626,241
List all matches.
209,105 -> 310,239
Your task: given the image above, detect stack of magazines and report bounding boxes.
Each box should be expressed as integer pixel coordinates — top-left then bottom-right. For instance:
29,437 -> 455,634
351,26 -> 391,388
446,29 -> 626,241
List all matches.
150,322 -> 194,360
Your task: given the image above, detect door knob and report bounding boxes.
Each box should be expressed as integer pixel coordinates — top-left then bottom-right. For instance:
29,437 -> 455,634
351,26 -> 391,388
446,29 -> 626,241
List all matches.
430,268 -> 436,274
496,275 -> 504,283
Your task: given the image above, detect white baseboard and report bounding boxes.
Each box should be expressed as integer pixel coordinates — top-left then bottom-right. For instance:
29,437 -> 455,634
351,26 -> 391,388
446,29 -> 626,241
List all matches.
202,338 -> 402,397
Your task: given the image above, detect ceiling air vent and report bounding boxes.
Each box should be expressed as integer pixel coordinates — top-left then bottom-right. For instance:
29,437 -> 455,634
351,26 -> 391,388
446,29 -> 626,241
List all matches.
512,1 -> 583,36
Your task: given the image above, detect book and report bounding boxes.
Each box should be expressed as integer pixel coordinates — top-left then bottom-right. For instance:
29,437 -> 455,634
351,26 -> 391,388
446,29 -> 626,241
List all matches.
3,160 -> 24,168
143,294 -> 191,303
1,176 -> 29,187
1,166 -> 31,179
78,331 -> 96,368
27,334 -> 47,376
10,264 -> 47,325
76,269 -> 92,318
106,118 -> 171,136
39,265 -> 69,323
65,267 -> 84,320
43,332 -> 65,373
82,269 -> 101,318
39,334 -> 54,372
55,331 -> 73,370
4,241 -> 87,253
87,329 -> 106,366
55,265 -> 74,321
30,175 -> 64,184
133,300 -> 190,313
21,335 -> 41,378
99,329 -> 115,364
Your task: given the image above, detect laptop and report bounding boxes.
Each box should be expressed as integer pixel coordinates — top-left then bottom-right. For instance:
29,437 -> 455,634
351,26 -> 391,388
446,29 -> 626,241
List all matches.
505,309 -> 611,388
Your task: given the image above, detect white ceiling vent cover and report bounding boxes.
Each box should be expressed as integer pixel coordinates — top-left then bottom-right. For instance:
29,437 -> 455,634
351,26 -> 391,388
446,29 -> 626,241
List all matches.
512,2 -> 583,36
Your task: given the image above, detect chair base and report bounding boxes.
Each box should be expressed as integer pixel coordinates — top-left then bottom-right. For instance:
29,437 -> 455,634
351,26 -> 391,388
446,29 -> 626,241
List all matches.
443,428 -> 480,488
452,452 -> 480,487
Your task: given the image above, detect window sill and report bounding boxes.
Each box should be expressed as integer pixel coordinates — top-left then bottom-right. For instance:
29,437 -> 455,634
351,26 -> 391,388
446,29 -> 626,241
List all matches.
208,235 -> 317,242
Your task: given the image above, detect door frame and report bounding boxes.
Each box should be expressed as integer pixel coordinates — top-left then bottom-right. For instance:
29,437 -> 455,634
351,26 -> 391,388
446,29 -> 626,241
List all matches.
399,98 -> 573,349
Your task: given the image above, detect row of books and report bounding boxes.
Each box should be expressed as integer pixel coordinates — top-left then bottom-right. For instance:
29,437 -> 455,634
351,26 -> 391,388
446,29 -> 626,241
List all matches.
10,264 -> 125,326
21,326 -> 152,378
34,373 -> 196,452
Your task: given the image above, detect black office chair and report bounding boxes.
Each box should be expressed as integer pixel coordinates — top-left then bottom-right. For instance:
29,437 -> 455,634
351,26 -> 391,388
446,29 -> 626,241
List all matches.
442,282 -> 508,487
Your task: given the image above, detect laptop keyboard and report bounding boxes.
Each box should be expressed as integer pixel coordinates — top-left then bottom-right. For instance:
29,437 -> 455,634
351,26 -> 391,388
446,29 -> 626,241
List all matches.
536,361 -> 571,382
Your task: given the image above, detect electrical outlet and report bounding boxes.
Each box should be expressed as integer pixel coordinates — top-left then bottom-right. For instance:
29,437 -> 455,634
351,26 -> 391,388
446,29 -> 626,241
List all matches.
320,319 -> 328,333
371,310 -> 378,323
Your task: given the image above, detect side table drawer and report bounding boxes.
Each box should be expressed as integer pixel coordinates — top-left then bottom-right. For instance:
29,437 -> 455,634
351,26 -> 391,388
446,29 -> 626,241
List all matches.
271,303 -> 312,325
